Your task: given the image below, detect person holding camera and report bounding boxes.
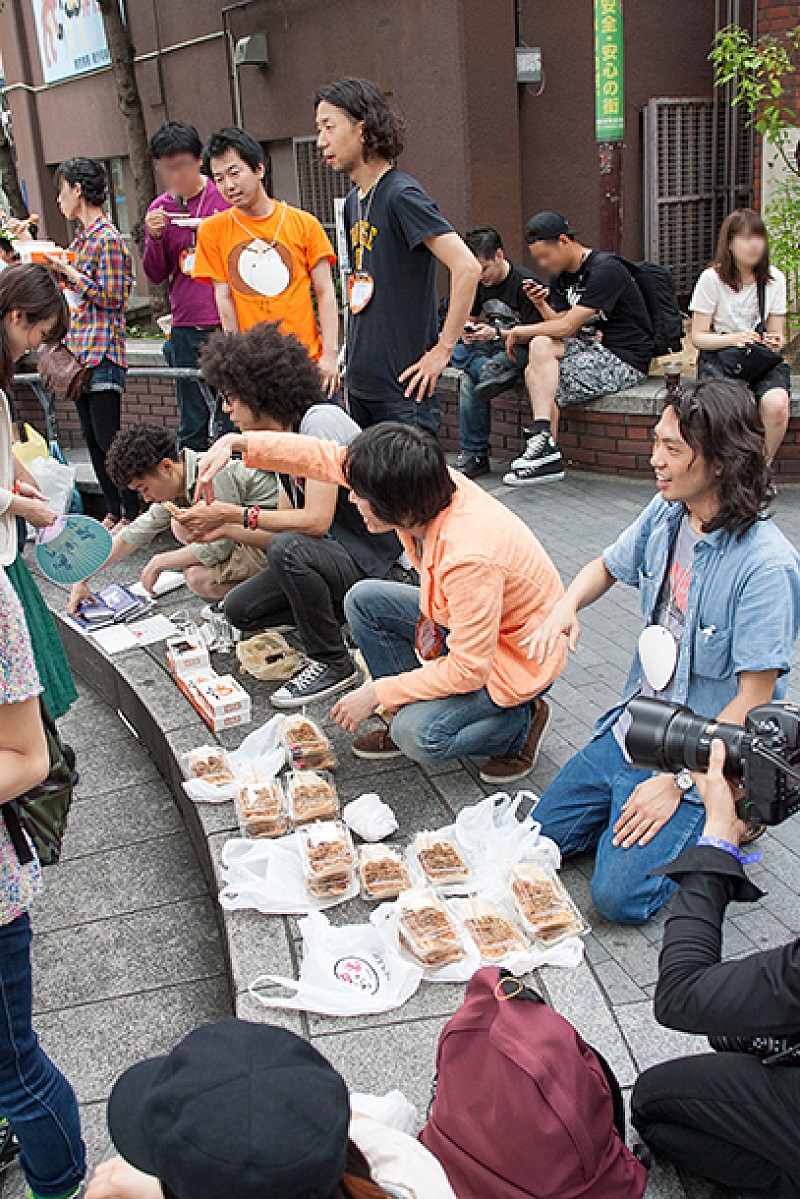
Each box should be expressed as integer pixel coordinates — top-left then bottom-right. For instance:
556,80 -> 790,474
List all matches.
524,377 -> 800,924
450,226 -> 543,479
631,737 -> 800,1197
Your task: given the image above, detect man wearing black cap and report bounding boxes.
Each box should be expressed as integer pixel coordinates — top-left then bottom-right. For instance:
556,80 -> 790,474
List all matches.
501,211 -> 654,487
85,1020 -> 456,1199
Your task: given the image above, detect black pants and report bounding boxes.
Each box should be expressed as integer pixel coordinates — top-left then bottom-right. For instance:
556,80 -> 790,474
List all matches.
632,1052 -> 800,1197
347,389 -> 441,436
75,389 -> 138,521
223,532 -> 364,667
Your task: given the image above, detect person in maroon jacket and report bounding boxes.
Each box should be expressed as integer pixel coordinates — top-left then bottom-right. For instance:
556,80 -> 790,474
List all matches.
142,121 -> 230,451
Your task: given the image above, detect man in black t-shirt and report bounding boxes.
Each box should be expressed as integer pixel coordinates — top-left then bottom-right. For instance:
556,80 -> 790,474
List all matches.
450,226 -> 543,477
315,78 -> 480,434
501,211 -> 654,487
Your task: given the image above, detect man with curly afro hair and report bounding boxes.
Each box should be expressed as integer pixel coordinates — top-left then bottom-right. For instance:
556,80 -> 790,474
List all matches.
67,422 -> 277,614
171,321 -> 404,709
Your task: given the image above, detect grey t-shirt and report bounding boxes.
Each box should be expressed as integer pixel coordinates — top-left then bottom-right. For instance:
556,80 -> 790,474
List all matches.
615,514 -> 703,753
279,404 -> 401,577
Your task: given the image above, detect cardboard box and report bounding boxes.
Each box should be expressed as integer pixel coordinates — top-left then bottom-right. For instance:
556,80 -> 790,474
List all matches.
167,635 -> 210,679
175,669 -> 251,732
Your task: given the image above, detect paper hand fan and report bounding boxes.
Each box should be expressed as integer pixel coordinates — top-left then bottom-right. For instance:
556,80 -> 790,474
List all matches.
35,515 -> 113,585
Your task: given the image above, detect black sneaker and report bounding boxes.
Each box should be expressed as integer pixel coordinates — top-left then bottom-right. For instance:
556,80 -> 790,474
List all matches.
453,451 -> 490,479
270,659 -> 360,710
474,359 -> 521,401
503,430 -> 565,487
0,1121 -> 19,1172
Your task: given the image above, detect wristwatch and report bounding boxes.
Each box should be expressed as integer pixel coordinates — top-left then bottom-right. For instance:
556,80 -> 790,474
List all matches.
674,768 -> 693,793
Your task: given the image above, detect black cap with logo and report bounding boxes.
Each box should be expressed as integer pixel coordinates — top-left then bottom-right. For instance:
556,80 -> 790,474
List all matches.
524,211 -> 578,243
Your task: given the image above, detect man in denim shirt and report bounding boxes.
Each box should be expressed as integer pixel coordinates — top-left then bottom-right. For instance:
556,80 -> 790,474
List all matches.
527,378 -> 800,924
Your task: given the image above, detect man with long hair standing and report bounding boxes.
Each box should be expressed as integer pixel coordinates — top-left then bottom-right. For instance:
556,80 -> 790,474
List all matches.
315,78 -> 480,434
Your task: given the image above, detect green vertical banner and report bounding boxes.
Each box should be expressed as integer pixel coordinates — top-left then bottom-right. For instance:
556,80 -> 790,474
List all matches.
595,0 -> 624,142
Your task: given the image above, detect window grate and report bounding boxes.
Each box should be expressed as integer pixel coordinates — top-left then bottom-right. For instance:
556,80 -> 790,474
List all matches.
643,98 -> 753,301
294,137 -> 351,244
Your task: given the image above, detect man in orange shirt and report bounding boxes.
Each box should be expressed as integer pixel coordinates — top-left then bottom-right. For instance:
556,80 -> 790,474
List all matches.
193,127 -> 340,396
196,425 -> 566,783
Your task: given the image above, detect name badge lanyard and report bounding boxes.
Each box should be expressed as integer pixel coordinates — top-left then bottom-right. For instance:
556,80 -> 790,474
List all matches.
232,202 -> 290,311
178,180 -> 210,276
349,167 -> 391,314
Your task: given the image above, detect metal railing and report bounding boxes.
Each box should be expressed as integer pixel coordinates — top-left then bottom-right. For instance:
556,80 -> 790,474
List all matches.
13,367 -> 220,445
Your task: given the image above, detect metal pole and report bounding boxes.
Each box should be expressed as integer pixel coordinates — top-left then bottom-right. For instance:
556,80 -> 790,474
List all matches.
598,142 -> 623,253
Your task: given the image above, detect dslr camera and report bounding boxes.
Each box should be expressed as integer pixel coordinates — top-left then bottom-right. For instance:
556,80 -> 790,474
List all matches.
625,697 -> 800,827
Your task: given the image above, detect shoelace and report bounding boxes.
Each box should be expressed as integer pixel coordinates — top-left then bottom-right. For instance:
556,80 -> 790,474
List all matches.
288,660 -> 328,691
521,431 -> 550,461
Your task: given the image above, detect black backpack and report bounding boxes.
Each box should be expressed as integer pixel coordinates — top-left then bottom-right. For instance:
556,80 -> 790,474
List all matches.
4,700 -> 77,868
617,256 -> 685,358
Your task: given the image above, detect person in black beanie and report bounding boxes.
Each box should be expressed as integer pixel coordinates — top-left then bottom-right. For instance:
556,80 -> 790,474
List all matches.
85,1020 -> 455,1199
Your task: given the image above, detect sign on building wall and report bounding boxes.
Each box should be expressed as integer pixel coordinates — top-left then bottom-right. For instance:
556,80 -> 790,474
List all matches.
31,0 -> 111,86
594,0 -> 624,142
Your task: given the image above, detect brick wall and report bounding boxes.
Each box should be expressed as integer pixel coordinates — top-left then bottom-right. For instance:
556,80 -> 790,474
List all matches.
11,362 -> 800,484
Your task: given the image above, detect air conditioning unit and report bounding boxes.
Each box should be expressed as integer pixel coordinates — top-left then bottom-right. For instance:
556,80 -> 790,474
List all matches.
234,34 -> 269,68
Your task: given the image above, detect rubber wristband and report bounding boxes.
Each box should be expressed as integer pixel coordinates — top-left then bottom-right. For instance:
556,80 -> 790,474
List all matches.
696,835 -> 762,866
248,505 -> 260,531
242,506 -> 250,530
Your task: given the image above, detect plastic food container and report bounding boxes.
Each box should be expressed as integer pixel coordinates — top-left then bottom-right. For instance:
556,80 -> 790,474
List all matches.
182,745 -> 235,787
510,862 -> 588,946
397,889 -> 466,968
235,778 -> 289,838
455,897 -> 530,961
299,820 -> 356,899
359,845 -> 411,901
285,769 -> 340,825
413,831 -> 471,886
282,715 -> 336,770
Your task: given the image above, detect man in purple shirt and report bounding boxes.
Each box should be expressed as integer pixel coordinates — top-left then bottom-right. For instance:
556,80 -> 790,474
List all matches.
142,122 -> 231,450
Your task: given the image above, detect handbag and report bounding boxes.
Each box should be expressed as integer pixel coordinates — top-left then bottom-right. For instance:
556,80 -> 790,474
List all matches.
37,342 -> 90,404
715,280 -> 783,386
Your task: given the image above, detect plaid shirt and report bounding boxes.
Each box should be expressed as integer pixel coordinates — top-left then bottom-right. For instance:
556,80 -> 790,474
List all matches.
64,215 -> 133,369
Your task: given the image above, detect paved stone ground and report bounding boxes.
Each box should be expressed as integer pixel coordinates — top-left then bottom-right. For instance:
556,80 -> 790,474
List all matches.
9,468 -> 800,1199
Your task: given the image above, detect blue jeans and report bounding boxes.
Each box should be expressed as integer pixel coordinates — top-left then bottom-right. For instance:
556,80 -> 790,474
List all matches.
163,326 -> 234,451
344,579 -> 532,763
533,728 -> 705,924
0,914 -> 85,1196
450,340 -> 525,456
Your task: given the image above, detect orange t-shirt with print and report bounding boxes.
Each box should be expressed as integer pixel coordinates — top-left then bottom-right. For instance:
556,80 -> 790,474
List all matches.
193,203 -> 335,358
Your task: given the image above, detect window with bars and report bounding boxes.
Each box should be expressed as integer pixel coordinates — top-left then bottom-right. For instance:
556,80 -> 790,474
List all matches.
643,98 -> 753,301
294,136 -> 351,243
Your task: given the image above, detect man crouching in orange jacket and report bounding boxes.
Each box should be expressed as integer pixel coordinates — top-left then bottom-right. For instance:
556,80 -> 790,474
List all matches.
196,422 -> 565,784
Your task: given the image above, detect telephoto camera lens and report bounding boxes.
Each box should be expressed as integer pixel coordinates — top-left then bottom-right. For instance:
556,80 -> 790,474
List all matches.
625,698 -> 746,778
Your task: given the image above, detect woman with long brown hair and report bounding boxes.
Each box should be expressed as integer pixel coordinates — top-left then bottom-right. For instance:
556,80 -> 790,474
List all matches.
0,261 -> 85,1199
0,263 -> 78,721
690,208 -> 790,462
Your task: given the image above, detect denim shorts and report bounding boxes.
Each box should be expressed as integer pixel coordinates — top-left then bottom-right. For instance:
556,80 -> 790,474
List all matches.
87,357 -> 126,394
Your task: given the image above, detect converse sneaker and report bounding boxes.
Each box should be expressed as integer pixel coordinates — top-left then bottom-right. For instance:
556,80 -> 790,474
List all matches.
503,430 -> 565,487
270,659 -> 359,709
474,359 -> 521,401
453,451 -> 490,479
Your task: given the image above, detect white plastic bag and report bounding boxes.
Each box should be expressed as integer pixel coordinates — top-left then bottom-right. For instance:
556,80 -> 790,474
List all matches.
455,790 -> 561,870
248,910 -> 423,1015
343,792 -> 398,841
218,834 -> 358,915
181,714 -> 288,803
29,455 -> 75,516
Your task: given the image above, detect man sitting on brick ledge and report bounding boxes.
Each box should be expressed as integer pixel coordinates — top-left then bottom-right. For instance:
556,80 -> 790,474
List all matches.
502,211 -> 654,488
524,378 -> 800,925
67,424 -> 277,613
196,422 -> 566,784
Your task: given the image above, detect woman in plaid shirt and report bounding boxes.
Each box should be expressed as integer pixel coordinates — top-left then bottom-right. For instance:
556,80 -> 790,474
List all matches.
47,158 -> 137,529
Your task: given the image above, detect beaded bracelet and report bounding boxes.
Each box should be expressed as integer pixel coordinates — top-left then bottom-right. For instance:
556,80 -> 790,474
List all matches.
248,505 -> 260,531
242,506 -> 250,529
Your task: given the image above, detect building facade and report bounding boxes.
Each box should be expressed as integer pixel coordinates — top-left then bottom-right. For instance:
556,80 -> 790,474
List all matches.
1,0 -> 749,302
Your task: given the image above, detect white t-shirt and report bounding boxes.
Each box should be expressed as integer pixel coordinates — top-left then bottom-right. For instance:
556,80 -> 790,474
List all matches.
690,265 -> 787,334
350,1113 -> 457,1199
